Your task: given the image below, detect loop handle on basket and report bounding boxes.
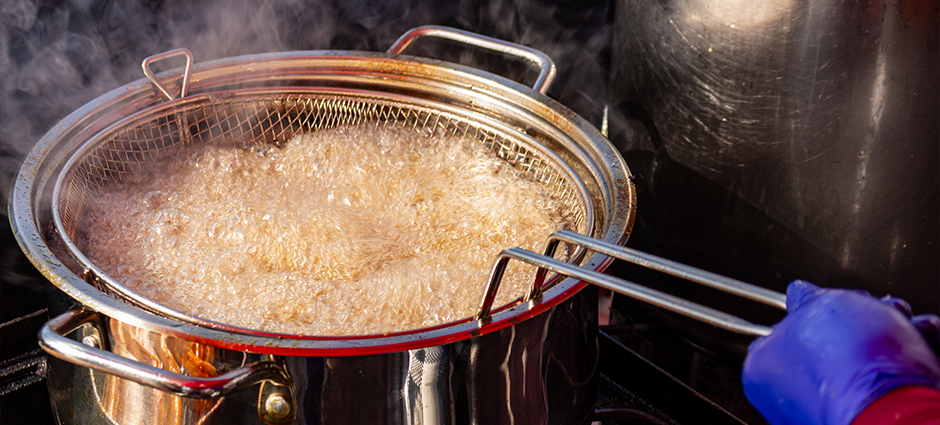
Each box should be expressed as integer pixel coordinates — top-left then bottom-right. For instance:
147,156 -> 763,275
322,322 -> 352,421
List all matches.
142,48 -> 194,101
476,230 -> 786,337
39,309 -> 293,400
388,25 -> 557,94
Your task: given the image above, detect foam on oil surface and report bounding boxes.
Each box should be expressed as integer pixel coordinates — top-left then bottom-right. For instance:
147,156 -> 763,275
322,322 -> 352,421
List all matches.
85,123 -> 574,336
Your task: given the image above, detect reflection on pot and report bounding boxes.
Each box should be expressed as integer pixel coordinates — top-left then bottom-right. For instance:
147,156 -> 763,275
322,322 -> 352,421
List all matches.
45,287 -> 598,425
612,0 -> 939,313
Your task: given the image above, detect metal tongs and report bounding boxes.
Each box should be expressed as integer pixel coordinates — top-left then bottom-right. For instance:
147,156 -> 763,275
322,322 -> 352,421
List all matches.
477,230 -> 787,337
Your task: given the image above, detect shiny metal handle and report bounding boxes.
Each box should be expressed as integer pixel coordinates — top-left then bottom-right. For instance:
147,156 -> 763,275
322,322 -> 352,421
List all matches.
39,309 -> 289,398
388,25 -> 557,94
477,230 -> 786,337
142,48 -> 194,101
541,230 -> 788,309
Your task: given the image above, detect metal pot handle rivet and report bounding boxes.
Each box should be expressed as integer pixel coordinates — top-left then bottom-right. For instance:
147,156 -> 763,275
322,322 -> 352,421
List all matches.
80,334 -> 100,348
39,309 -> 292,399
259,383 -> 294,425
476,230 -> 787,337
264,393 -> 290,418
141,48 -> 194,101
388,25 -> 557,94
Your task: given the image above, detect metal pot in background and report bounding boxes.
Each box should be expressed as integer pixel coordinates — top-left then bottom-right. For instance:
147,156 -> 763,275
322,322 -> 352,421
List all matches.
610,0 -> 939,314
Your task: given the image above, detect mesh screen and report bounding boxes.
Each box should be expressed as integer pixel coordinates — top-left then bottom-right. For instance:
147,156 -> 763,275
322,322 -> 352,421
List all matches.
56,92 -> 591,294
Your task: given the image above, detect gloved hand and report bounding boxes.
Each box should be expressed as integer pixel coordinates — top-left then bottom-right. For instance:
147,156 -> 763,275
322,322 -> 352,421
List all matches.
881,294 -> 940,356
742,280 -> 940,425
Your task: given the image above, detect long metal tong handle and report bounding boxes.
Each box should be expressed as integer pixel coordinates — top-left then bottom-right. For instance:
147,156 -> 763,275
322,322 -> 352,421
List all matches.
542,231 -> 788,309
142,48 -> 194,101
39,309 -> 290,398
476,230 -> 786,337
388,25 -> 557,94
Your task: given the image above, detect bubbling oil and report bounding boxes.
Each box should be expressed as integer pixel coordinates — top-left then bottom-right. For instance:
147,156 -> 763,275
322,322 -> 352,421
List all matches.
85,123 -> 575,336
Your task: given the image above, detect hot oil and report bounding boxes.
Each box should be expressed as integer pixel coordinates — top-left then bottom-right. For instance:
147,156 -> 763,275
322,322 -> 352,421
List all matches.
85,123 -> 575,336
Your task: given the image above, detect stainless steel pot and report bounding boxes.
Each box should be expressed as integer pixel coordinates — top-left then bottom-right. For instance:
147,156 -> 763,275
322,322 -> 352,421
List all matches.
11,26 -> 783,425
13,26 -> 632,425
610,0 -> 939,313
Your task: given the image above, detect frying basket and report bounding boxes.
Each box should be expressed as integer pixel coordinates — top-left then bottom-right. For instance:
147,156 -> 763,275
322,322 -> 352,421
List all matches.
52,87 -> 595,335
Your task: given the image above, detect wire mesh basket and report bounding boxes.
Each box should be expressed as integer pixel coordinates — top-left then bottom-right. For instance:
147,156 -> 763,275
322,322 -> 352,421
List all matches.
52,87 -> 594,334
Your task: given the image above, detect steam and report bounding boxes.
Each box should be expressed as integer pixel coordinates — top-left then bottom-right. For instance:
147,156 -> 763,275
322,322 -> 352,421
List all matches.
0,0 -> 613,212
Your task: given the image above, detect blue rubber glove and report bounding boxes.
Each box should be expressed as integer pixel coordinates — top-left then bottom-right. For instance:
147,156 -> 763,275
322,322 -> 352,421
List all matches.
882,294 -> 940,356
742,280 -> 940,425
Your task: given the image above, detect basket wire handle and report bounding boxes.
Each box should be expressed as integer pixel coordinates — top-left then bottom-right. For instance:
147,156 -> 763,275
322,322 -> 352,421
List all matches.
388,25 -> 557,94
141,48 -> 194,101
476,230 -> 787,337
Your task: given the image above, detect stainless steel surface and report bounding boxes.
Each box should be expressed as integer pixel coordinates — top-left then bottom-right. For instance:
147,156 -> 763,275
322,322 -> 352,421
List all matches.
141,48 -> 194,101
43,314 -> 298,425
611,0 -> 939,313
40,309 -> 291,399
42,288 -> 598,425
477,232 -> 777,337
388,25 -> 557,94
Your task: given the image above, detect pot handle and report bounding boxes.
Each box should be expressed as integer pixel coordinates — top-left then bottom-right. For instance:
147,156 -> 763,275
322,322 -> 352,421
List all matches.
388,25 -> 557,94
39,309 -> 290,399
476,230 -> 786,337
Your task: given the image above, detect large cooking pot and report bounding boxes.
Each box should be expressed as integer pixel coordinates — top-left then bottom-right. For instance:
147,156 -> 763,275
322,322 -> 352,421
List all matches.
610,0 -> 939,314
11,26 -> 782,425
